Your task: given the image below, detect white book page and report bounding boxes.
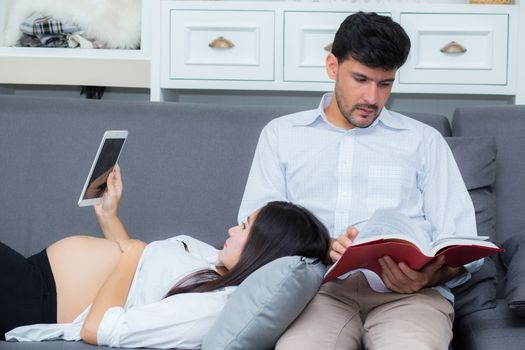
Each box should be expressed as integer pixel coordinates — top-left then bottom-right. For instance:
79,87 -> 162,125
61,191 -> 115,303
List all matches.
355,209 -> 431,255
429,235 -> 496,255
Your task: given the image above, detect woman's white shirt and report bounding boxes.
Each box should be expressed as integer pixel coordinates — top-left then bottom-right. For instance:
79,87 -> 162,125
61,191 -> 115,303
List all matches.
6,235 -> 236,349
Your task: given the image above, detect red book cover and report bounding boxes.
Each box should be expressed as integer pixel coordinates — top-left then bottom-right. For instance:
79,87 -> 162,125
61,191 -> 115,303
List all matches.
323,238 -> 503,283
323,209 -> 504,284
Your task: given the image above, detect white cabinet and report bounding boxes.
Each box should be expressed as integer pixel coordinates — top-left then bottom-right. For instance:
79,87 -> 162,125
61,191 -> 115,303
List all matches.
283,11 -> 353,83
1,1 -> 523,100
283,11 -> 391,83
154,1 -> 518,99
399,13 -> 509,86
167,9 -> 275,81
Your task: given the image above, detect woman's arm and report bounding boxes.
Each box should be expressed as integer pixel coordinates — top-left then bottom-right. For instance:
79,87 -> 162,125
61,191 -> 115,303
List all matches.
97,292 -> 233,348
80,239 -> 147,345
94,164 -> 130,242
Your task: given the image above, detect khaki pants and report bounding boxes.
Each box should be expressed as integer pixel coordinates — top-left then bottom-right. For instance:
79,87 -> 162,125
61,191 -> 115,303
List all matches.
276,273 -> 454,350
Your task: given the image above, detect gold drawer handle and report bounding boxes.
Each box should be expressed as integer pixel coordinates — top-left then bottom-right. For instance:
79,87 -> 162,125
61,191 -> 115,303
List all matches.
208,36 -> 235,49
324,42 -> 333,52
440,41 -> 467,54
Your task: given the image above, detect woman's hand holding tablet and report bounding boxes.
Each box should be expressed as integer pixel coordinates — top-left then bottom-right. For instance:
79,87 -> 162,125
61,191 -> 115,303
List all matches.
78,130 -> 128,207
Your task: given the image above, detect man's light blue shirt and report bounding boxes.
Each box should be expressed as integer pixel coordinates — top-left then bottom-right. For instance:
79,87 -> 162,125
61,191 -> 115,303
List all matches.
238,93 -> 482,301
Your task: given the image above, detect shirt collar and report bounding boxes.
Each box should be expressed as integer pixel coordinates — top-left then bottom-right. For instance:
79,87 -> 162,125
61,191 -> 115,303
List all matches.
376,107 -> 411,131
289,93 -> 331,127
292,93 -> 410,131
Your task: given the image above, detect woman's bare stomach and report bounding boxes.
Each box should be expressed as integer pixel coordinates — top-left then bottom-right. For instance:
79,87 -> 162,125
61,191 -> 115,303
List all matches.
46,236 -> 122,323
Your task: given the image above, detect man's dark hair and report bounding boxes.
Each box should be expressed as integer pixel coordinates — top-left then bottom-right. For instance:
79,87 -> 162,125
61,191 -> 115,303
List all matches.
331,11 -> 411,70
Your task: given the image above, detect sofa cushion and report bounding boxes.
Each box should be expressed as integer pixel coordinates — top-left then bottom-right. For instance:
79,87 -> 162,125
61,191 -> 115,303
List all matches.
500,234 -> 525,317
452,257 -> 497,318
445,136 -> 498,317
446,136 -> 497,240
202,256 -> 325,350
452,105 -> 525,245
452,299 -> 525,350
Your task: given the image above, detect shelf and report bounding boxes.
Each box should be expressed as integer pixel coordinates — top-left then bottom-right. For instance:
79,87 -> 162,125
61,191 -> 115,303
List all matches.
0,48 -> 149,88
0,58 -> 149,88
0,0 -> 151,88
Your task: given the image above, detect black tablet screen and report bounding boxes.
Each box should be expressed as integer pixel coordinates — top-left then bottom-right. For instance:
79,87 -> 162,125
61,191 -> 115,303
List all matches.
83,138 -> 125,200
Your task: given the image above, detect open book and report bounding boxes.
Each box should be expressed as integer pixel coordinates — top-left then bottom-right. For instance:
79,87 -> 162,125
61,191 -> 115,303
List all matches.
323,209 -> 503,283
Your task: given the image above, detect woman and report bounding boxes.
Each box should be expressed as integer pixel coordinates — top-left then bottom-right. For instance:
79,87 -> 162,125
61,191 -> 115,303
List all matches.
1,165 -> 330,349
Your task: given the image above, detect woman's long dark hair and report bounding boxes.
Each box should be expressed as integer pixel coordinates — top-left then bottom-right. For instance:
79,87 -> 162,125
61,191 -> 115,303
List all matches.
165,201 -> 330,297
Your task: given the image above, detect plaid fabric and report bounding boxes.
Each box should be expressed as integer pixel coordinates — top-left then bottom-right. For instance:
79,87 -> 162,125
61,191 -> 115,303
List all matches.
34,16 -> 62,35
17,33 -> 69,48
19,14 -> 80,36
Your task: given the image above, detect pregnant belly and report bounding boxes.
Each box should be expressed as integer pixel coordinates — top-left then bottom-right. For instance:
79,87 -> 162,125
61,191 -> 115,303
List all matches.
46,236 -> 121,323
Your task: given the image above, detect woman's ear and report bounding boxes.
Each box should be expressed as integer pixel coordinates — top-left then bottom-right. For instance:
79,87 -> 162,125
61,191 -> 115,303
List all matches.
326,53 -> 339,80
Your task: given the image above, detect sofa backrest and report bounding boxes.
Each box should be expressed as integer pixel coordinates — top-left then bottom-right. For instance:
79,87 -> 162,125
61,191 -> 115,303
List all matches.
453,105 -> 525,244
0,96 -> 294,255
0,95 -> 450,256
403,111 -> 452,136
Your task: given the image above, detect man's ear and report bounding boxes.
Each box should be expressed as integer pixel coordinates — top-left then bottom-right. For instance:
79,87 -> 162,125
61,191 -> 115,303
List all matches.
326,53 -> 338,80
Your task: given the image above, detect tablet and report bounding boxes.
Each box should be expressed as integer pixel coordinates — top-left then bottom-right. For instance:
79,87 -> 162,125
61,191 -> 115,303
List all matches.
78,130 -> 128,207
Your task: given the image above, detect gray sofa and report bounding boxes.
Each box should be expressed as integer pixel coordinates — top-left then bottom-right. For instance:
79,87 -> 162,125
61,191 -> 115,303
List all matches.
0,95 -> 524,349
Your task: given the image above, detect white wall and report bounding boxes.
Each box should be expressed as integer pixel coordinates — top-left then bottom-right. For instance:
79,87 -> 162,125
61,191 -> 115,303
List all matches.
516,0 -> 525,103
0,0 -> 11,46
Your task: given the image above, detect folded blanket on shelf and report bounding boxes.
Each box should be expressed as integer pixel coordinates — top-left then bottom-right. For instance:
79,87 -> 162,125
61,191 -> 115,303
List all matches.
4,0 -> 141,49
19,13 -> 80,36
17,14 -> 96,48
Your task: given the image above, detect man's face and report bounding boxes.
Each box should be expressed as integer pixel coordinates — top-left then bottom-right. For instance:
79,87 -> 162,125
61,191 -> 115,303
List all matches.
326,55 -> 397,129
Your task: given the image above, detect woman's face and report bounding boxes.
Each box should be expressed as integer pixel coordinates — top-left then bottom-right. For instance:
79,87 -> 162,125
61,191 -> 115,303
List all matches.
219,210 -> 258,270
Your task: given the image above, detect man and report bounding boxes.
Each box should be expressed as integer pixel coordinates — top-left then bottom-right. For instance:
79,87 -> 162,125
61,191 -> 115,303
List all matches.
238,12 -> 482,350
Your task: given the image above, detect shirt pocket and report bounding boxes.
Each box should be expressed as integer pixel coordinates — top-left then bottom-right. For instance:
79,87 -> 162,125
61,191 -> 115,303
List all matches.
366,165 -> 414,212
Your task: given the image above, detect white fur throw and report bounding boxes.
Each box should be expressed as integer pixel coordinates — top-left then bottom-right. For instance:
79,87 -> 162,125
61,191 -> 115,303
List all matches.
3,0 -> 141,49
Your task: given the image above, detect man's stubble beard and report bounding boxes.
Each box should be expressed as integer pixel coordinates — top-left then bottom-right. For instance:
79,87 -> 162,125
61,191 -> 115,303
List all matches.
334,85 -> 380,129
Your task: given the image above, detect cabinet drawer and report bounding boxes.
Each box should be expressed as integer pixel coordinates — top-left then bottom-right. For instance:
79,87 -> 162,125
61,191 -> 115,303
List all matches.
168,10 -> 274,81
284,11 -> 352,82
399,13 -> 508,85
